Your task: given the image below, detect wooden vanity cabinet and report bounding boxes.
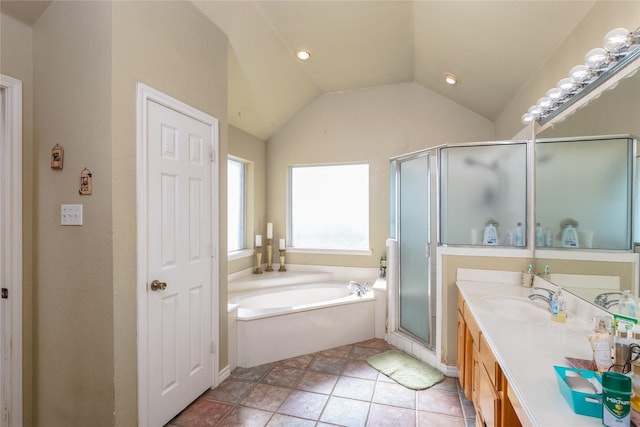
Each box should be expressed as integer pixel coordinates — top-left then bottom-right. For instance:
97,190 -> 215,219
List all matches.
457,290 -> 523,427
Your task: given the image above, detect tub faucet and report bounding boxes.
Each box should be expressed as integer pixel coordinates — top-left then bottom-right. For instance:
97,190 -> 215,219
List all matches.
594,292 -> 624,309
348,281 -> 369,296
528,286 -> 554,311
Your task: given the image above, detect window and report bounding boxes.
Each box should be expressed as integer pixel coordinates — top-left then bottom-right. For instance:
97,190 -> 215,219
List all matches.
228,158 -> 246,252
290,163 -> 369,251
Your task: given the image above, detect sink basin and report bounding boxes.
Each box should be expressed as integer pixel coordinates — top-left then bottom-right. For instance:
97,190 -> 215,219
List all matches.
483,296 -> 551,323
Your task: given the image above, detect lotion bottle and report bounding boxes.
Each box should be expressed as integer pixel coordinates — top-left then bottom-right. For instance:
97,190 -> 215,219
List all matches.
483,222 -> 498,245
589,317 -> 613,373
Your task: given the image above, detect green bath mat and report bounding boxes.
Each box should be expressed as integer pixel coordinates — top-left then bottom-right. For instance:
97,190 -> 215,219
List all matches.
367,349 -> 445,390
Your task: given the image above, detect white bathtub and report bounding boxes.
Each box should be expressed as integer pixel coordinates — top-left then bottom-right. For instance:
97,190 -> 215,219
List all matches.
229,281 -> 377,367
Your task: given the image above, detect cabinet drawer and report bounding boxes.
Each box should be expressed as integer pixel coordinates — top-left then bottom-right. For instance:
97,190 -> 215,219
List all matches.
464,304 -> 481,344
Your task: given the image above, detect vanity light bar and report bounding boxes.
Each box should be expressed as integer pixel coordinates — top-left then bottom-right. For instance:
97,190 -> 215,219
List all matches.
521,27 -> 640,125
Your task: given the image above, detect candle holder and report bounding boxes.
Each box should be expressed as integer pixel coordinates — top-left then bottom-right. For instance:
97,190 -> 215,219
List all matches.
253,247 -> 263,274
265,239 -> 274,272
278,249 -> 287,272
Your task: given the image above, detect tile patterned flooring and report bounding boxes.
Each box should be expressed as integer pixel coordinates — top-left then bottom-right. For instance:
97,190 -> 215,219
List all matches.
166,339 -> 476,427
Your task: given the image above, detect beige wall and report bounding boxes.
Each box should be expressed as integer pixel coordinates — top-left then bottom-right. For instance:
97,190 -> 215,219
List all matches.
1,1 -> 229,425
0,11 -> 35,427
267,82 -> 496,267
441,255 -> 530,364
496,1 -> 640,140
228,125 -> 267,274
112,2 -> 228,425
32,2 -> 114,425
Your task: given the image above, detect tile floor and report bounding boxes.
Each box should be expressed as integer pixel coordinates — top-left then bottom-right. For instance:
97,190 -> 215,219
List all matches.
166,339 -> 476,427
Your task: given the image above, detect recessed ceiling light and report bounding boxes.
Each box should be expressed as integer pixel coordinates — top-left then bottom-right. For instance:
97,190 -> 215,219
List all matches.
296,50 -> 311,60
444,72 -> 460,85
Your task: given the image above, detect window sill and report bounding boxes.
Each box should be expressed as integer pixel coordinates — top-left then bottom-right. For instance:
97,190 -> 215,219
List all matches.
227,249 -> 254,261
285,247 -> 373,256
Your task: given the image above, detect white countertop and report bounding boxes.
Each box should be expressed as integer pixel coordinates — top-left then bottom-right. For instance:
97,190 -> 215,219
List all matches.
457,279 -> 605,427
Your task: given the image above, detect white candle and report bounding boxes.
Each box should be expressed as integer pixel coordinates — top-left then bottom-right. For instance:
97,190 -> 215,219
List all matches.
255,235 -> 262,247
279,238 -> 285,249
267,223 -> 273,239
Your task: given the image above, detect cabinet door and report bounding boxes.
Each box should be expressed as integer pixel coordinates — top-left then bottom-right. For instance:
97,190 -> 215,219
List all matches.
477,361 -> 501,427
456,310 -> 466,389
465,328 -> 475,400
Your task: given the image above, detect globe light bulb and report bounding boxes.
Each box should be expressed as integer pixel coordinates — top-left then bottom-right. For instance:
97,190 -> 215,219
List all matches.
569,65 -> 590,83
521,112 -> 535,124
546,87 -> 565,102
604,28 -> 631,52
528,105 -> 543,118
584,48 -> 610,70
537,96 -> 553,110
557,78 -> 577,93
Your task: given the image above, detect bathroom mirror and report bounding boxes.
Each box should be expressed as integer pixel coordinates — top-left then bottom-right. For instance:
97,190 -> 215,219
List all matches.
534,52 -> 640,309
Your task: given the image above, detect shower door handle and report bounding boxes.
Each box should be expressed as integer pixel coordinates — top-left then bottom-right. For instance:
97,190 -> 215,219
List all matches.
150,280 -> 167,292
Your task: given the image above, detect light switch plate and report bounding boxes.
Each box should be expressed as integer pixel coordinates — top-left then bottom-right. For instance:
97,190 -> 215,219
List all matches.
61,204 -> 83,226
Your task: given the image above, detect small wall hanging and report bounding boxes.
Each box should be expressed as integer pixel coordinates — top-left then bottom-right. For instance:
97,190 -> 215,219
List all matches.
50,144 -> 64,169
79,167 -> 92,195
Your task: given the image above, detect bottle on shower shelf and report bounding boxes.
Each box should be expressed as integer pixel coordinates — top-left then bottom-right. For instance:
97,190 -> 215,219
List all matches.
515,222 -> 524,247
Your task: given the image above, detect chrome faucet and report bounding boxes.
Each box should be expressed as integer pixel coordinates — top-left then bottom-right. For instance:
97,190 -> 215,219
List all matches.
348,281 -> 369,296
528,286 -> 555,311
594,292 -> 624,309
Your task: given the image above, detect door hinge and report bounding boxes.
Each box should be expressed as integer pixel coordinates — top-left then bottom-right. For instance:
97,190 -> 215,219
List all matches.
1,288 -> 8,299
209,148 -> 215,162
211,341 -> 216,354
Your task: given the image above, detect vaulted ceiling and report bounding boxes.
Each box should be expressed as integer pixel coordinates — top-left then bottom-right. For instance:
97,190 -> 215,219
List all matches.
193,1 -> 596,140
2,0 -> 597,140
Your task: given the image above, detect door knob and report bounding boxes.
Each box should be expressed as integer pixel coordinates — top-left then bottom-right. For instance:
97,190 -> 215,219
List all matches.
150,280 -> 167,292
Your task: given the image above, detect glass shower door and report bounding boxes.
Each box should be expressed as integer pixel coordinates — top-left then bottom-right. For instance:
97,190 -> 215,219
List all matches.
397,154 -> 431,345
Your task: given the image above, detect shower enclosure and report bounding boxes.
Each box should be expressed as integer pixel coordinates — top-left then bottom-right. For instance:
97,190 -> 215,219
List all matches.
389,141 -> 527,353
390,151 -> 436,348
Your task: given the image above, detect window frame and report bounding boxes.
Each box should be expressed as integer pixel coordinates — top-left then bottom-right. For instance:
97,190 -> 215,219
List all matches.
287,162 -> 372,255
227,156 -> 249,258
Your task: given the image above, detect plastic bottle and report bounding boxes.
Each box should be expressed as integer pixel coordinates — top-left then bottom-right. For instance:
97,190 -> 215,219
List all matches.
622,290 -> 637,319
589,317 -> 613,373
505,231 -> 513,246
515,222 -> 524,247
483,223 -> 498,245
614,329 -> 630,369
551,288 -> 566,323
544,228 -> 553,247
602,371 -> 631,427
535,223 -> 543,247
561,225 -> 579,247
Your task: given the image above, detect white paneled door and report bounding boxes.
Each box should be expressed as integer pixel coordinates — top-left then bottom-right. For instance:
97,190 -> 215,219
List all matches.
139,88 -> 218,426
0,74 -> 23,427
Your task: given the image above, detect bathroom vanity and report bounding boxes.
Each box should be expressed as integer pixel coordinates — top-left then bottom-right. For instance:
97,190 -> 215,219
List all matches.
456,269 -> 608,427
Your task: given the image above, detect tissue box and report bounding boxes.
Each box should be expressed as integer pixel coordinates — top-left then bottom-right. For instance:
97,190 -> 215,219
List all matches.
554,366 -> 602,418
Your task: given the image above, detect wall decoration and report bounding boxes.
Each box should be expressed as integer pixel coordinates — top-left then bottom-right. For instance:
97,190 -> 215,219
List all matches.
79,167 -> 92,195
51,144 -> 64,169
